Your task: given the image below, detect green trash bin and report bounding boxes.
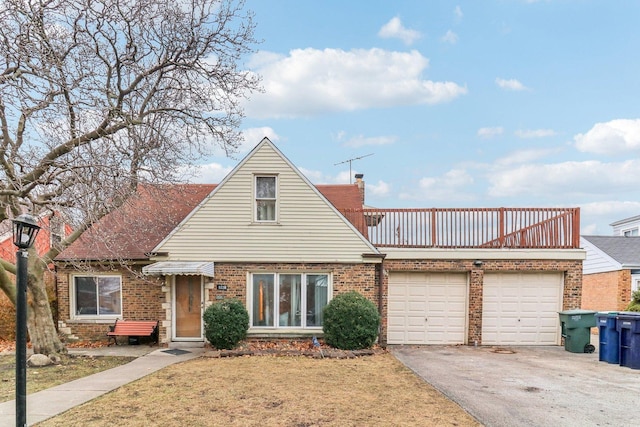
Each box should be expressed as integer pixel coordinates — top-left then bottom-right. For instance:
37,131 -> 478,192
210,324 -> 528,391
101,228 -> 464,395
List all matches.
558,309 -> 597,353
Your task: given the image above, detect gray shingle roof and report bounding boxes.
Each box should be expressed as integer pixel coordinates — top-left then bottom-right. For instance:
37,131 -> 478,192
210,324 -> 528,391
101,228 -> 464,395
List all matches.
582,235 -> 640,265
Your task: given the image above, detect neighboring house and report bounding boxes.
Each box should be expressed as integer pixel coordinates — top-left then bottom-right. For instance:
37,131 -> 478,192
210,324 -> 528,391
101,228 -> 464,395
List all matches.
0,213 -> 68,263
0,213 -> 70,339
610,215 -> 640,236
55,138 -> 585,347
580,235 -> 640,311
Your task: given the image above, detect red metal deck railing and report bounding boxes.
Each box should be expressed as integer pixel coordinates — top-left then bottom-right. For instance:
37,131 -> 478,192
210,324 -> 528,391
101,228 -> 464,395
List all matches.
341,207 -> 580,249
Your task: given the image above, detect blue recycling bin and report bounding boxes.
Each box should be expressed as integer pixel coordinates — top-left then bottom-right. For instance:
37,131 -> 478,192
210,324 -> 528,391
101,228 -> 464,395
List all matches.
616,312 -> 640,369
595,312 -> 619,363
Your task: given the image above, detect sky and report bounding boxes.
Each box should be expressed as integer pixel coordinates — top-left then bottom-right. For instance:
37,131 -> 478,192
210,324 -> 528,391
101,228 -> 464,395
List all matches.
194,0 -> 640,235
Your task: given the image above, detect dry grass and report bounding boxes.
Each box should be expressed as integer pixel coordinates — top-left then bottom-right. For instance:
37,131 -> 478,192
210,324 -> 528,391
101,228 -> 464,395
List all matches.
0,355 -> 134,402
37,353 -> 480,427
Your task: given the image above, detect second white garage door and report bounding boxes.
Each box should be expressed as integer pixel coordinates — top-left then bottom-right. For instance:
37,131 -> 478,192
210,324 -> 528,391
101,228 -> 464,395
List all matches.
387,272 -> 467,345
482,273 -> 563,345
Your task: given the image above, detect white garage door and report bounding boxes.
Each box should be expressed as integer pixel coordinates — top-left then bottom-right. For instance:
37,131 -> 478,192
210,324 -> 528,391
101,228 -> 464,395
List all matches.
482,273 -> 563,345
388,272 -> 467,345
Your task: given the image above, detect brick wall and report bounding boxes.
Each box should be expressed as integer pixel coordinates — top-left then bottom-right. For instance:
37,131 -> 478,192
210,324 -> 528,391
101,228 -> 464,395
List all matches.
380,258 -> 583,346
57,264 -> 164,342
56,257 -> 583,347
209,261 -> 379,311
57,262 -> 379,343
582,270 -> 630,311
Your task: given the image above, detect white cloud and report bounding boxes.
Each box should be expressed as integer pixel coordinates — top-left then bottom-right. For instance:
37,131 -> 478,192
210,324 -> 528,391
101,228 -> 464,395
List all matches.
299,168 -> 352,185
495,77 -> 528,91
368,180 -> 391,197
188,162 -> 234,184
514,129 -> 556,138
378,17 -> 421,45
400,169 -> 475,201
298,168 -> 325,184
580,201 -> 640,234
574,119 -> 640,154
343,135 -> 397,148
247,51 -> 285,69
580,223 -> 599,235
245,48 -> 466,119
495,148 -> 560,166
441,30 -> 459,44
202,127 -> 279,158
581,200 -> 640,218
488,159 -> 640,198
454,6 -> 463,22
477,126 -> 504,139
242,127 -> 279,147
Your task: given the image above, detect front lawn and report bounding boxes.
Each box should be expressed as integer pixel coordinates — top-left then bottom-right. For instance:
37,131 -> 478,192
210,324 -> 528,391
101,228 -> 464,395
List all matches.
36,353 -> 480,426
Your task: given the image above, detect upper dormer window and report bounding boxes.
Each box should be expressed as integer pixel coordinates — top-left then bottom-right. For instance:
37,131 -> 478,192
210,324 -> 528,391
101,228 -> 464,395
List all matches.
255,176 -> 277,221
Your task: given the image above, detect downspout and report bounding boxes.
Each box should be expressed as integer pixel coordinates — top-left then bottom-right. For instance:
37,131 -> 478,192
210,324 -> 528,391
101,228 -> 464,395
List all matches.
378,254 -> 387,346
361,252 -> 386,345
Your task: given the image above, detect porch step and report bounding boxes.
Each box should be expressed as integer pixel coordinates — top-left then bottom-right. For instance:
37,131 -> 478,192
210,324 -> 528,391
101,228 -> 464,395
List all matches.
57,321 -> 79,341
169,341 -> 204,349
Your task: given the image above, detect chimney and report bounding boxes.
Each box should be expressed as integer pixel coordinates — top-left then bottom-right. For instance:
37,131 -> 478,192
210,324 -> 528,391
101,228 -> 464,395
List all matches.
355,174 -> 365,206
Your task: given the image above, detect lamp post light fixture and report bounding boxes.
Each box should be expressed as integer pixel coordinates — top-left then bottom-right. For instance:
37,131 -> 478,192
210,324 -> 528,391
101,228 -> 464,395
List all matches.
12,214 -> 41,427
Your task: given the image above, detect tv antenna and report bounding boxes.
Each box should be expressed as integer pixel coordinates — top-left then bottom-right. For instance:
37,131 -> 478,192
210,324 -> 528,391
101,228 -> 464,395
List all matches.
334,153 -> 374,183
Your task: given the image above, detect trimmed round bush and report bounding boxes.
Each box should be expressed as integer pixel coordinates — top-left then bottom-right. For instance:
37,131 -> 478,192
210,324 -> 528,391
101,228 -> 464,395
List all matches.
626,289 -> 640,312
322,291 -> 380,350
203,299 -> 249,350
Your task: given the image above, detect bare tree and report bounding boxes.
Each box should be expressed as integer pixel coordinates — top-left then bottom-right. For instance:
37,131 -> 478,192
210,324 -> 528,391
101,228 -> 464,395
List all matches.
0,0 -> 259,355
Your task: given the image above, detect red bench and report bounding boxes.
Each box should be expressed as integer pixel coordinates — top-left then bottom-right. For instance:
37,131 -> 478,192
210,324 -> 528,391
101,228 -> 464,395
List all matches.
107,320 -> 159,346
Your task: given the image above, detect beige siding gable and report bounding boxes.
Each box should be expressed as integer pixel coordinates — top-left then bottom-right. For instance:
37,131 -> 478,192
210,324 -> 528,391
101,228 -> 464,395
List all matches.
155,139 -> 379,263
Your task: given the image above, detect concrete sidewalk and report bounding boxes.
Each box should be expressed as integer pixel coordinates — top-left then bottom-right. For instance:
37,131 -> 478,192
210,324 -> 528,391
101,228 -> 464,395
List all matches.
0,347 -> 205,426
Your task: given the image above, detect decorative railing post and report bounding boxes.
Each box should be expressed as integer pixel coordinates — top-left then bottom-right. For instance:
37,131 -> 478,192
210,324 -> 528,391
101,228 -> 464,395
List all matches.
499,208 -> 505,248
431,209 -> 437,247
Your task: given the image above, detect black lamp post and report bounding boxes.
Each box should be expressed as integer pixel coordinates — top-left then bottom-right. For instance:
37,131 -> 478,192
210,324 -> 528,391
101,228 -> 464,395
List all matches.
12,214 -> 41,427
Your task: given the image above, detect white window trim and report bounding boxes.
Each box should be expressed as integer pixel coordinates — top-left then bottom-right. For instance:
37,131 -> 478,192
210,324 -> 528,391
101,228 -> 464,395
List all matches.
632,274 -> 640,293
247,271 -> 332,331
254,174 -> 278,223
622,227 -> 639,236
70,273 -> 123,320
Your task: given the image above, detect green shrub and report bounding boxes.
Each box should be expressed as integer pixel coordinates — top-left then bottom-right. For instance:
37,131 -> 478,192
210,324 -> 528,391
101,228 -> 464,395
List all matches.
322,291 -> 380,350
203,299 -> 249,350
626,289 -> 640,312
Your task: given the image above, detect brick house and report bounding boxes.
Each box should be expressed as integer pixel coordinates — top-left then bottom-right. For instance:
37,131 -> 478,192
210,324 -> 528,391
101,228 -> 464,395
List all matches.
55,138 -> 585,347
0,213 -> 69,339
580,235 -> 640,312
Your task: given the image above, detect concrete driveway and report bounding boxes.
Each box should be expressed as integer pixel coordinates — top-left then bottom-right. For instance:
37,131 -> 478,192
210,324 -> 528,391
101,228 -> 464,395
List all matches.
390,344 -> 640,427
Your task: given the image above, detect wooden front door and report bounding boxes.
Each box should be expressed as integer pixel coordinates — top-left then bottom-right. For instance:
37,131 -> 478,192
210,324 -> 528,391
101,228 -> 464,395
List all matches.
175,276 -> 202,339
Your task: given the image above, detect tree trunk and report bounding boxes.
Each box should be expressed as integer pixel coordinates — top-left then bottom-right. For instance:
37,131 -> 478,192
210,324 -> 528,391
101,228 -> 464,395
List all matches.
26,252 -> 66,356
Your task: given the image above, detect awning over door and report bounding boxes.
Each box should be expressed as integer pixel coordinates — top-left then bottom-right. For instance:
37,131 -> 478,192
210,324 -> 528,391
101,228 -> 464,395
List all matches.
142,261 -> 214,277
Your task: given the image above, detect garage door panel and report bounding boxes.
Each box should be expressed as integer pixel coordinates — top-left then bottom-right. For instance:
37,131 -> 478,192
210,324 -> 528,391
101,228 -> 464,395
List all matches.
482,273 -> 563,346
389,288 -> 406,298
520,302 -> 542,312
388,272 -> 467,345
408,286 -> 427,296
407,316 -> 426,327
